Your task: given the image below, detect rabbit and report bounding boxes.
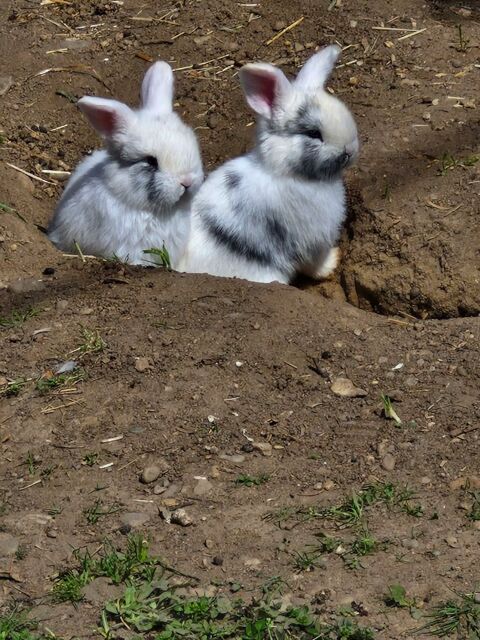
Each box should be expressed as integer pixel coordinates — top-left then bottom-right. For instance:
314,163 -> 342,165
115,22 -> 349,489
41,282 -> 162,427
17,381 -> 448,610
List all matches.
48,61 -> 204,267
177,45 -> 359,284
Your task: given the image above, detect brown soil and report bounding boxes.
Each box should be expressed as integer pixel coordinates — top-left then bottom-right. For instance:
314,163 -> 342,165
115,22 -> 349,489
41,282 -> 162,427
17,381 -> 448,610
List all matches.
0,0 -> 479,638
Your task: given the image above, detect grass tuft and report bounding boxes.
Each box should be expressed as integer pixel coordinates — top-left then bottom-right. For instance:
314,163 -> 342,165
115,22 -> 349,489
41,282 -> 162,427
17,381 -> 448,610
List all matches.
415,590 -> 480,637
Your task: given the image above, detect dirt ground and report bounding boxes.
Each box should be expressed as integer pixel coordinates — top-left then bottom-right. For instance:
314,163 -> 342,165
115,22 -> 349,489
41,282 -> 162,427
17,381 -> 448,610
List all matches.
0,0 -> 479,638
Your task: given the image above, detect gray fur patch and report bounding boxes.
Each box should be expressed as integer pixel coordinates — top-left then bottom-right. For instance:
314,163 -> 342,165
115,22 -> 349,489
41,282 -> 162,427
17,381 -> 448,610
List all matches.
202,208 -> 274,267
224,170 -> 241,190
294,141 -> 347,181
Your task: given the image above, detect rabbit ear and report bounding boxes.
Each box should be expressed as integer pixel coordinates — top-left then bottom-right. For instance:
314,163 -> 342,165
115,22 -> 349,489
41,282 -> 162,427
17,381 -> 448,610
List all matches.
140,61 -> 174,113
78,97 -> 135,138
239,63 -> 291,119
295,45 -> 341,90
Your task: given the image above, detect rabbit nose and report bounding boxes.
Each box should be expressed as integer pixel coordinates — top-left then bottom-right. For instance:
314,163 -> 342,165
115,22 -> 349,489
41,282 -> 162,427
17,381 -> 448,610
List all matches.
180,174 -> 194,189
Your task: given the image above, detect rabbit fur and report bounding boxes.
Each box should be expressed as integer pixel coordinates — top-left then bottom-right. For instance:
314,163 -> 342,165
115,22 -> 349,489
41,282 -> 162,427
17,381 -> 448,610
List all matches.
178,45 -> 358,284
48,61 -> 204,266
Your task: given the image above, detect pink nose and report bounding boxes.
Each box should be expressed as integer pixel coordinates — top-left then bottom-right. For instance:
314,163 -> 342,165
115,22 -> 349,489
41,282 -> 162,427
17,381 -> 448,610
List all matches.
180,174 -> 194,189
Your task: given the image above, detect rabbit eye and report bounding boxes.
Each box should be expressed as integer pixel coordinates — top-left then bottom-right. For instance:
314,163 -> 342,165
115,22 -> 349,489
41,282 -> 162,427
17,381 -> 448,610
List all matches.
304,129 -> 323,141
144,155 -> 159,170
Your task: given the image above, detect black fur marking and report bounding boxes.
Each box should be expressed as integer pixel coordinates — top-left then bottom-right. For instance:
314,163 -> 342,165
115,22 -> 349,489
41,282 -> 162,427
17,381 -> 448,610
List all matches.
294,140 -> 347,181
266,216 -> 287,245
202,210 -> 274,267
224,170 -> 241,189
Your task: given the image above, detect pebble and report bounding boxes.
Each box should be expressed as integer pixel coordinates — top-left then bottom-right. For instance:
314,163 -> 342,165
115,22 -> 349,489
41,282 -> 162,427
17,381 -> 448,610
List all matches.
7,277 -> 45,294
171,508 -> 193,527
205,538 -> 214,549
401,538 -> 419,550
420,476 -> 431,485
241,442 -> 254,453
153,484 -> 167,495
445,535 -> 458,548
135,357 -> 153,372
274,20 -> 286,30
382,453 -> 396,471
210,465 -> 220,479
226,41 -> 240,52
323,479 -> 335,491
207,114 -> 219,129
244,557 -> 261,568
0,75 -> 13,97
162,482 -> 181,499
219,453 -> 245,464
331,377 -> 367,398
46,529 -> 58,538
212,556 -> 223,566
140,460 -> 168,484
252,442 -> 272,457
0,533 -> 19,557
193,478 -> 213,496
120,512 -> 150,529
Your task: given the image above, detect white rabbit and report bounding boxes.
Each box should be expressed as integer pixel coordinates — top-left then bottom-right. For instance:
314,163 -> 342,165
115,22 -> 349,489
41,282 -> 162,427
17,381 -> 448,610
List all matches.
48,61 -> 204,267
178,45 -> 358,284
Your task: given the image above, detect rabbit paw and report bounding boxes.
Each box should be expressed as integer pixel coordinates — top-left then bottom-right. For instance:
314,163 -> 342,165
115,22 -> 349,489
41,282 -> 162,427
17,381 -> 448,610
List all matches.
315,247 -> 340,279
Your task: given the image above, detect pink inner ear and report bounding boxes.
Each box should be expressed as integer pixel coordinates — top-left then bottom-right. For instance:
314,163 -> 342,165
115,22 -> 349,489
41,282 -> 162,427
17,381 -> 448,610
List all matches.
253,72 -> 277,108
259,72 -> 276,109
92,108 -> 117,137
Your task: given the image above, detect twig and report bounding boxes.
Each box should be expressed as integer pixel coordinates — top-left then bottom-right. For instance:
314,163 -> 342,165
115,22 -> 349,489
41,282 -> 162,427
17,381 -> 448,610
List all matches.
6,163 -> 57,185
397,28 -> 427,41
19,479 -> 42,491
266,16 -> 304,46
74,241 -> 86,263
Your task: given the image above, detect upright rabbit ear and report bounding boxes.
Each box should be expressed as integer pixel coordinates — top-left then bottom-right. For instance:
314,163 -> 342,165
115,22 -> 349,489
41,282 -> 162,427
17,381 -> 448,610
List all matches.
239,63 -> 290,119
78,97 -> 135,138
295,45 -> 341,90
140,61 -> 174,114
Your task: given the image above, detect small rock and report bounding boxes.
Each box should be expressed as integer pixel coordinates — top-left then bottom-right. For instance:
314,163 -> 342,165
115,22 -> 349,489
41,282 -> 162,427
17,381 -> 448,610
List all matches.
140,460 -> 168,484
219,453 -> 245,464
226,41 -> 240,52
241,442 -> 254,453
171,508 -> 193,527
422,111 -> 431,122
120,512 -> 150,529
210,465 -> 220,479
79,307 -> 94,316
153,483 -> 167,495
194,478 -> 213,496
323,479 -> 335,491
43,267 -> 55,276
162,482 -> 181,499
46,529 -> 58,538
207,114 -> 219,129
56,299 -> 69,312
445,535 -> 458,548
244,557 -> 261,568
331,377 -> 367,398
205,539 -> 215,549
420,476 -> 431,485
274,20 -> 286,30
314,482 -> 323,490
8,277 -> 45,294
135,357 -> 153,372
0,533 -> 19,557
294,42 -> 304,52
382,453 -> 396,471
0,75 -> 13,97
252,442 -> 272,457
212,556 -> 223,566
401,538 -> 419,550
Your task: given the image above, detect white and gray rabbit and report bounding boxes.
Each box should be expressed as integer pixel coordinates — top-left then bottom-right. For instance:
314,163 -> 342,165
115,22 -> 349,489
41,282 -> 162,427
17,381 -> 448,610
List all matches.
48,61 -> 204,267
178,45 -> 358,284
